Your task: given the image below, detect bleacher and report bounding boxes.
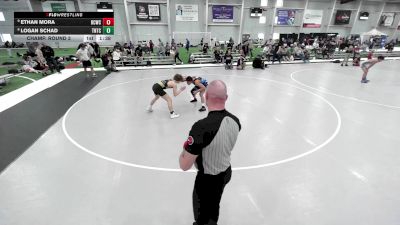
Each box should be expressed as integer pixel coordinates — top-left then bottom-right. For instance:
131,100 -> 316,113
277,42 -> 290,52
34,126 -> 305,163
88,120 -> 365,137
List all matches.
310,47 -> 400,60
190,52 -> 250,64
190,52 -> 216,64
328,50 -> 400,59
114,55 -> 175,67
262,50 -> 400,62
112,49 -> 400,67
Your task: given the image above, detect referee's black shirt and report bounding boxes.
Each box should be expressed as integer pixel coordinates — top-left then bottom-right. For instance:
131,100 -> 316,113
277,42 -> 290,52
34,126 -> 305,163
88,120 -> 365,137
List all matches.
186,110 -> 241,175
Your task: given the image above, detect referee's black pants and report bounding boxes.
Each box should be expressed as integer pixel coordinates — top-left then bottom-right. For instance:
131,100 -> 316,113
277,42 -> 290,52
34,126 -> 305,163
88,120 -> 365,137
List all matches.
193,166 -> 232,225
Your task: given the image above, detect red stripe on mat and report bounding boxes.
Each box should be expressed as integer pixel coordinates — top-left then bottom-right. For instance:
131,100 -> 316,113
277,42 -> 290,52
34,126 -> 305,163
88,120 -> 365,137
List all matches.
65,62 -> 80,69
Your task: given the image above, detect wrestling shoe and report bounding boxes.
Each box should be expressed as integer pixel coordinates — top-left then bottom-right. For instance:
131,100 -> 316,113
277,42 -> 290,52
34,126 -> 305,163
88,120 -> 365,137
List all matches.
146,106 -> 153,112
361,79 -> 370,83
170,112 -> 180,119
199,106 -> 206,112
190,98 -> 198,103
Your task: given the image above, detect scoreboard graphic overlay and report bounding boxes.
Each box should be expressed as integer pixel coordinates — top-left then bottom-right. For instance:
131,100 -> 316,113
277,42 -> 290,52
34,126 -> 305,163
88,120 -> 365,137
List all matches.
14,12 -> 114,42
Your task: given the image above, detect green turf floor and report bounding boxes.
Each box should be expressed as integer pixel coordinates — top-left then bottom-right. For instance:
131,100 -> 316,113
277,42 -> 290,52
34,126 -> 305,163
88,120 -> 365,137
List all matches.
0,46 -> 262,96
23,72 -> 47,81
1,47 -> 263,65
0,76 -> 32,96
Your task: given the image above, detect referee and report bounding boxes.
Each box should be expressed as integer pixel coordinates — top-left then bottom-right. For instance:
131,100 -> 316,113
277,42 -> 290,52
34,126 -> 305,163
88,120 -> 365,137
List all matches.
179,80 -> 241,225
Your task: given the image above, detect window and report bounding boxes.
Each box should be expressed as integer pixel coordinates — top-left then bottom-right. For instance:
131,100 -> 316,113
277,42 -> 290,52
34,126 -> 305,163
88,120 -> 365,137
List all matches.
258,33 -> 265,40
276,0 -> 283,7
0,12 -> 5,21
261,0 -> 268,7
1,34 -> 12,42
273,33 -> 280,40
259,16 -> 266,24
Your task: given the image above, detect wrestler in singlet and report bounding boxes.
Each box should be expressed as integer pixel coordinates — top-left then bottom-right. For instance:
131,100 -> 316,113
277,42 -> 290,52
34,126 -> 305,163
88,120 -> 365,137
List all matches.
186,76 -> 208,112
147,74 -> 186,118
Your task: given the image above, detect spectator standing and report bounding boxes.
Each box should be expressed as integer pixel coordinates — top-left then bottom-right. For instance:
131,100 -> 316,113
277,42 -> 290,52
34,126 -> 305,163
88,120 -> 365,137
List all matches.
179,80 -> 241,225
158,39 -> 165,56
248,40 -> 254,58
87,43 -> 95,58
186,38 -> 190,53
341,45 -> 353,66
228,37 -> 234,47
165,42 -> 171,56
242,40 -> 249,56
129,41 -> 134,50
171,45 -> 183,65
202,43 -> 209,54
135,44 -> 143,64
76,44 -> 96,78
149,40 -> 154,53
171,38 -> 177,49
211,38 -> 216,49
93,42 -> 101,58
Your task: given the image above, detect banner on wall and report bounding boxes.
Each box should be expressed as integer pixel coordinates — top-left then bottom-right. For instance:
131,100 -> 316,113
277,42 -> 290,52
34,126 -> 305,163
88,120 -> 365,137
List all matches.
212,5 -> 234,23
379,13 -> 395,27
334,10 -> 351,25
303,9 -> 323,28
176,4 -> 198,21
135,3 -> 161,21
276,9 -> 296,25
42,1 -> 74,12
51,3 -> 67,12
